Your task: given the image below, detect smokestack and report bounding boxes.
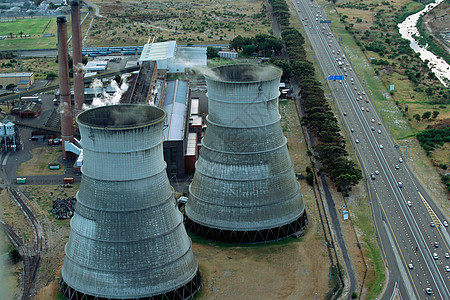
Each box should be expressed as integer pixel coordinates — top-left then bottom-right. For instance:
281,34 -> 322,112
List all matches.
57,16 -> 74,160
71,0 -> 85,115
185,64 -> 308,243
59,104 -> 202,299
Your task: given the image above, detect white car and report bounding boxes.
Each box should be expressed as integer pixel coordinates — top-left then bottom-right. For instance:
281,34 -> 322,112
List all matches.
395,165 -> 399,169
433,253 -> 438,260
355,139 -> 359,144
361,107 -> 364,111
377,129 -> 381,134
407,201 -> 411,207
408,263 -> 414,269
444,221 -> 448,227
399,157 -> 403,163
351,128 -> 354,132
446,266 -> 450,272
380,144 -> 384,149
426,288 -> 432,295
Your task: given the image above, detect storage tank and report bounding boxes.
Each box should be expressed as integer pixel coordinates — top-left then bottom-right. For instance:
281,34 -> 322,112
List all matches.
185,64 -> 308,243
5,122 -> 14,136
60,104 -> 201,299
0,122 -> 5,136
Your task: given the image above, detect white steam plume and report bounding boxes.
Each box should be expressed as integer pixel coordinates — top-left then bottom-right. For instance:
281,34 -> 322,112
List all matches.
82,75 -> 130,110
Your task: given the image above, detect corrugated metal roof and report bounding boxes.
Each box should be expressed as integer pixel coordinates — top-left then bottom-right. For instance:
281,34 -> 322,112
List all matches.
0,72 -> 33,78
163,80 -> 188,141
173,47 -> 207,67
186,132 -> 197,156
139,41 -> 176,62
190,98 -> 199,115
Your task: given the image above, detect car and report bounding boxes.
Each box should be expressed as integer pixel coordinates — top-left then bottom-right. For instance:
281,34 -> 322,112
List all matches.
377,129 -> 381,134
407,201 -> 411,207
444,221 -> 448,227
354,87 -> 358,90
433,253 -> 438,260
355,139 -> 359,144
366,108 -> 369,112
371,173 -> 375,180
371,127 -> 375,131
356,97 -> 359,101
351,128 -> 354,132
380,144 -> 383,149
430,222 -> 435,227
445,253 -> 449,259
361,107 -> 364,111
426,288 -> 432,295
365,99 -> 369,103
446,266 -> 450,272
350,68 -> 353,71
434,241 -> 439,247
328,43 -> 331,46
399,157 -> 403,163
344,112 -> 347,116
378,121 -> 381,125
352,81 -> 355,85
371,119 -> 375,123
408,263 -> 414,269
357,92 -> 361,95
362,91 -> 366,95
398,182 -> 402,188
375,170 -> 379,175
395,165 -> 399,169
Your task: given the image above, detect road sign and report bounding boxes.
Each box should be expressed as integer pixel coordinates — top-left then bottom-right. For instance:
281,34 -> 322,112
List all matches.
328,75 -> 345,81
320,20 -> 332,23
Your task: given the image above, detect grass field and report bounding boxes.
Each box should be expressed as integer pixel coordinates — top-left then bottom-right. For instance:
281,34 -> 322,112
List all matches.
0,17 -> 65,50
16,147 -> 65,176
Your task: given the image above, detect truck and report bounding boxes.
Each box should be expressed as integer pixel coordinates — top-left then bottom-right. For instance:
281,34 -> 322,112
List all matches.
48,163 -> 60,170
63,178 -> 74,184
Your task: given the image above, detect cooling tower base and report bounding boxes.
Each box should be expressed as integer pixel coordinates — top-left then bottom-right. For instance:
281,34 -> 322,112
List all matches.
185,211 -> 308,244
59,270 -> 202,300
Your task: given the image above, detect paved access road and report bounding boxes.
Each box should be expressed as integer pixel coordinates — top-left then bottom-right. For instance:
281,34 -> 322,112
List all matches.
293,0 -> 449,299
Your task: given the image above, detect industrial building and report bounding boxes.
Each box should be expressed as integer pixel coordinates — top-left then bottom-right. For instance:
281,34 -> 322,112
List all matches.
60,104 -> 202,299
0,72 -> 34,88
138,41 -> 207,76
185,64 -> 308,244
0,121 -> 20,152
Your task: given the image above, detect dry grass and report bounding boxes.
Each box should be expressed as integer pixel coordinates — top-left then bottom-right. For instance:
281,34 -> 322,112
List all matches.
84,0 -> 272,47
16,147 -> 65,176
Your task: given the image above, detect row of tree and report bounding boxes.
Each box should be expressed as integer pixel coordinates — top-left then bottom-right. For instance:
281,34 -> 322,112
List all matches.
229,34 -> 284,57
267,0 -> 363,194
417,127 -> 450,155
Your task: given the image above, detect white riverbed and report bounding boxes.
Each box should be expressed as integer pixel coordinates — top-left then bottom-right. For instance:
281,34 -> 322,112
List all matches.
398,0 -> 449,87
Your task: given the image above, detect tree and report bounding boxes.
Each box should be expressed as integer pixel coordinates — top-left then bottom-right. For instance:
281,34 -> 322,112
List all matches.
422,111 -> 431,120
206,46 -> 219,59
114,75 -> 121,84
432,111 -> 439,119
5,84 -> 16,90
269,58 -> 292,81
46,72 -> 57,80
413,114 -> 420,122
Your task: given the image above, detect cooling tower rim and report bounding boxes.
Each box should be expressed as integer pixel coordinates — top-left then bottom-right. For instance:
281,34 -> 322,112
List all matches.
77,104 -> 166,130
188,181 -> 300,208
200,136 -> 287,155
205,114 -> 281,129
66,219 -> 187,249
204,63 -> 282,83
74,190 -> 174,213
186,209 -> 305,232
62,259 -> 199,298
206,94 -> 280,104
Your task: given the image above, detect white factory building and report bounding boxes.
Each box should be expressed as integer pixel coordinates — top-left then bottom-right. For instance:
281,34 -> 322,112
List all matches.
138,41 -> 207,75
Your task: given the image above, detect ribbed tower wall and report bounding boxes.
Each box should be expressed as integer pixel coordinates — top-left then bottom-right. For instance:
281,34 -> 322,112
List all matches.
60,104 -> 201,299
185,64 -> 307,244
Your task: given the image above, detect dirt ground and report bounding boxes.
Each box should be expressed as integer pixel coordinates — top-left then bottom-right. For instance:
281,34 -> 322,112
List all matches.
423,0 -> 450,53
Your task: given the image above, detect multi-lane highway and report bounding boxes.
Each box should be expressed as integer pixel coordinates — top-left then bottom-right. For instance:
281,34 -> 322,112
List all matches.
293,0 -> 449,298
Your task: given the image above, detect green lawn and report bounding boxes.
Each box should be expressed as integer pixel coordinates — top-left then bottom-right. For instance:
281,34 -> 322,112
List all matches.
0,17 -> 54,36
0,17 -> 61,50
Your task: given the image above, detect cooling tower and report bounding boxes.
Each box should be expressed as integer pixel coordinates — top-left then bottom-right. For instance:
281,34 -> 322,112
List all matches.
71,0 -> 85,115
59,105 -> 201,299
57,16 -> 74,160
185,64 -> 308,244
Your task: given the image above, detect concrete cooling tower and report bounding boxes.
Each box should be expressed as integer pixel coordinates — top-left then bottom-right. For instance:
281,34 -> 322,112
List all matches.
185,64 -> 308,244
59,105 -> 201,299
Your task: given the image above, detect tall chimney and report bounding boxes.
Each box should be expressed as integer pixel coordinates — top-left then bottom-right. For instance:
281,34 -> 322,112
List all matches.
57,16 -> 74,160
71,0 -> 85,115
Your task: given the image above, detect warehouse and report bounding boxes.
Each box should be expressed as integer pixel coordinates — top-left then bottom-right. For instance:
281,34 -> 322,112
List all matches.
0,72 -> 34,88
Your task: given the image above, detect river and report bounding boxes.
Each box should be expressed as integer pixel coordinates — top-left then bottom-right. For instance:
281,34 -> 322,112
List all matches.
398,0 -> 449,87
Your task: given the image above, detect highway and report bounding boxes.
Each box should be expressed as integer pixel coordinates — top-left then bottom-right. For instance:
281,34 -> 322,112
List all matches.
293,0 -> 450,299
